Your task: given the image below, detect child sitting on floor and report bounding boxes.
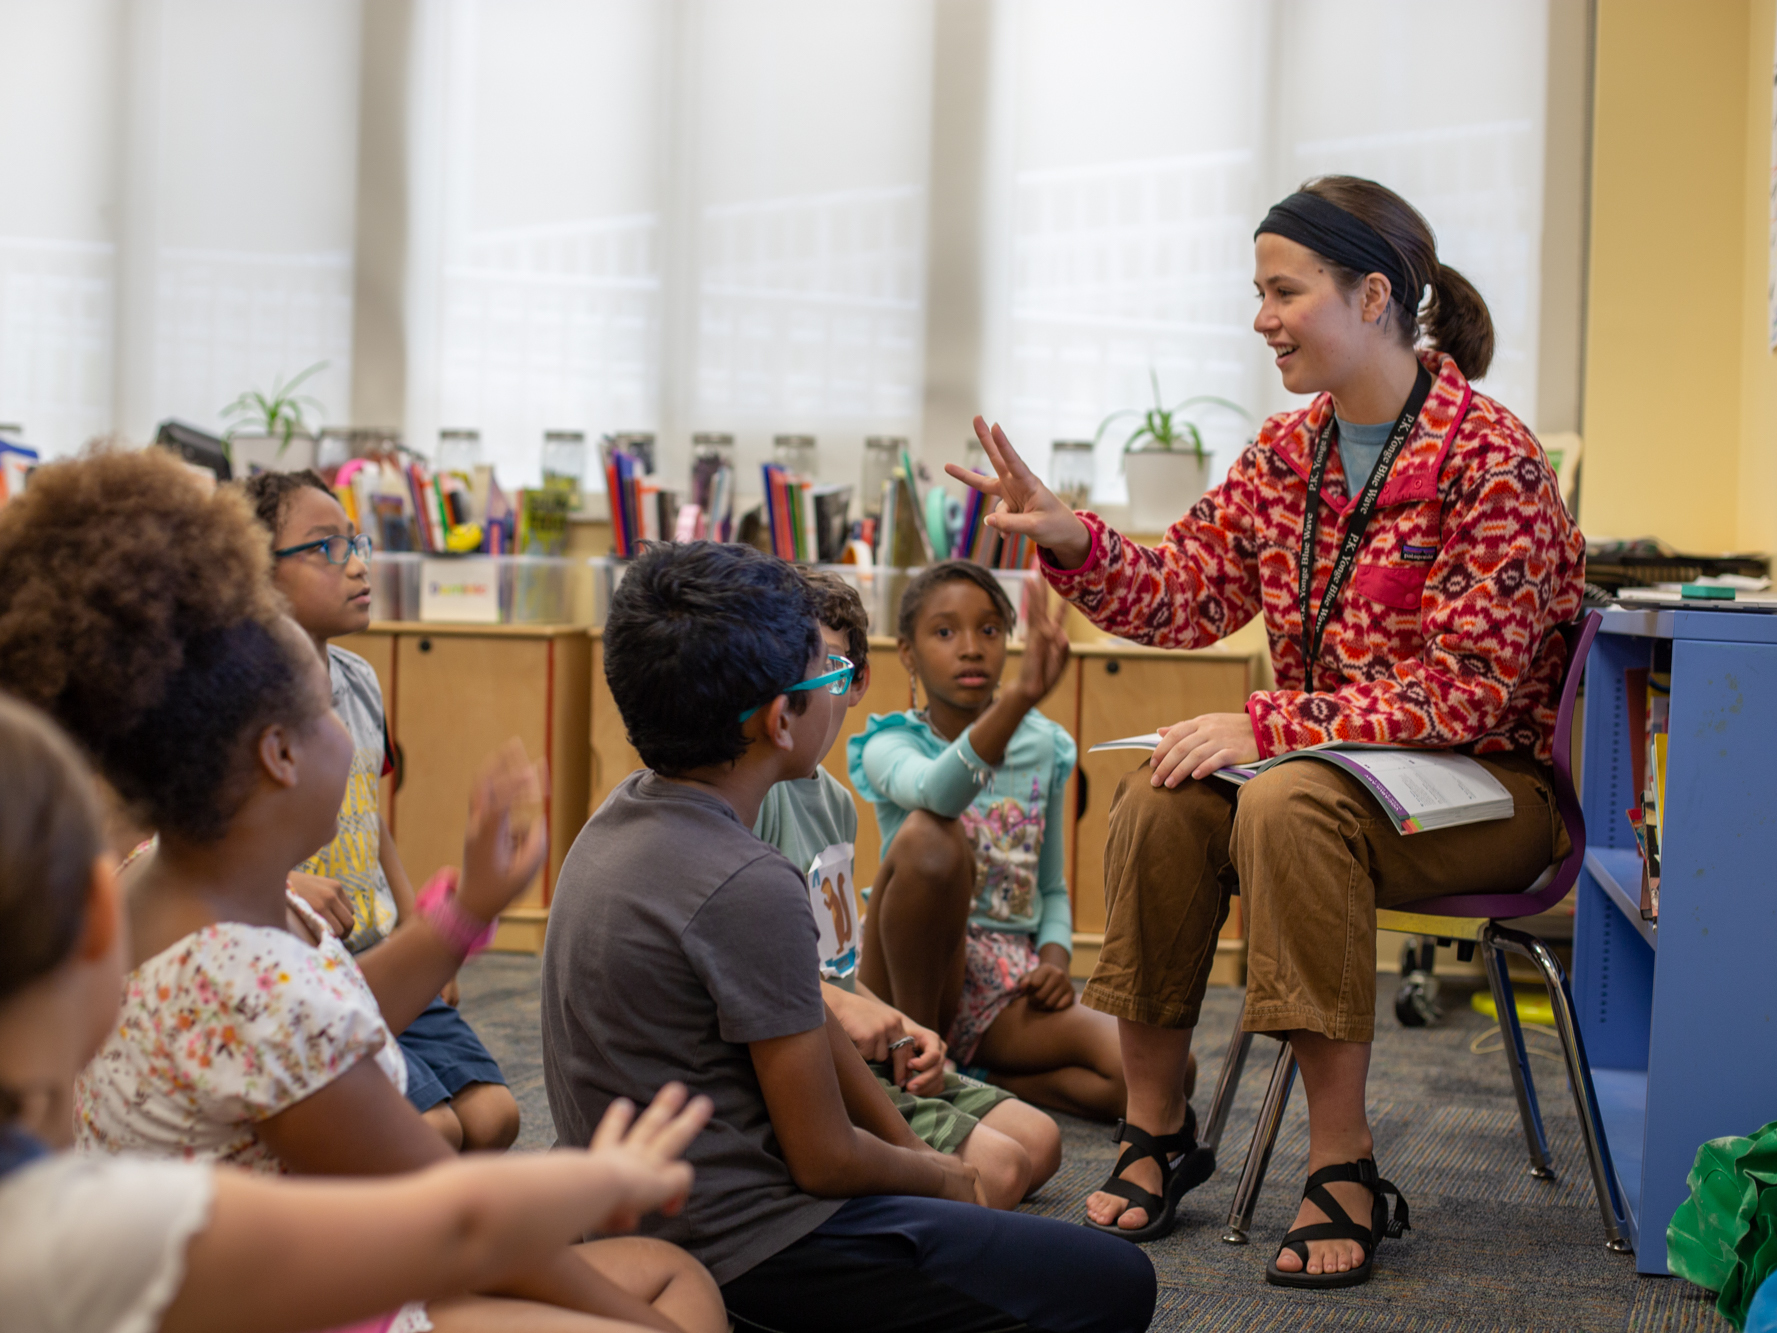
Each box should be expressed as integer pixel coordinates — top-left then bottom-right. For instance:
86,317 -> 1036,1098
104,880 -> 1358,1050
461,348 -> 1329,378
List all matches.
0,448 -> 724,1333
754,567 -> 1060,1209
541,540 -> 1155,1333
851,560 -> 1176,1121
242,469 -> 519,1153
0,691 -> 714,1333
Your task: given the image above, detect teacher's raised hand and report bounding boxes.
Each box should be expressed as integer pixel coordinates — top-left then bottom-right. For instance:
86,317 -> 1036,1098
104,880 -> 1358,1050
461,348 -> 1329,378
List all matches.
946,416 -> 1093,570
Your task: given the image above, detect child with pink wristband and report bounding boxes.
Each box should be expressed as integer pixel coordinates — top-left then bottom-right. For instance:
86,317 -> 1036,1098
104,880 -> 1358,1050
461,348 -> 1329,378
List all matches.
241,469 -> 520,1153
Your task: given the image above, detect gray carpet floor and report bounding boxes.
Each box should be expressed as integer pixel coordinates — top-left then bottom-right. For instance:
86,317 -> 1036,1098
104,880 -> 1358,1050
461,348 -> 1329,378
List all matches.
457,954 -> 1731,1333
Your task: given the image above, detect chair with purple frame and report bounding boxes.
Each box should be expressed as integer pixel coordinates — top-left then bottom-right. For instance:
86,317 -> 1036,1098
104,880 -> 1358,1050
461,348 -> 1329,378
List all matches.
1198,610 -> 1634,1253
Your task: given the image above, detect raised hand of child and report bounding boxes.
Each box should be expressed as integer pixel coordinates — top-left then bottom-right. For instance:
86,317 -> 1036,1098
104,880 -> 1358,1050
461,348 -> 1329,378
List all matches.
1013,579 -> 1071,706
288,871 -> 355,938
456,739 -> 550,924
586,1082 -> 713,1233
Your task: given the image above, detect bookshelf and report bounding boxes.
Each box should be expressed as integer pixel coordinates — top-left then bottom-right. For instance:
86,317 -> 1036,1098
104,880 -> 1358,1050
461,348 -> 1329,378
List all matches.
1574,608 -> 1777,1272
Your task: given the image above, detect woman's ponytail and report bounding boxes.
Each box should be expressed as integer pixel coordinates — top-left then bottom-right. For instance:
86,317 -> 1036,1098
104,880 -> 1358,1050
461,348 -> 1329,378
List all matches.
1299,176 -> 1497,382
1423,262 -> 1494,381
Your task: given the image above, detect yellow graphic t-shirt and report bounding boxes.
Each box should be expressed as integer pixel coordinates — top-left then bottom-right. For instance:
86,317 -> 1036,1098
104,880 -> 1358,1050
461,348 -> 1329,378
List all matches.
299,647 -> 399,953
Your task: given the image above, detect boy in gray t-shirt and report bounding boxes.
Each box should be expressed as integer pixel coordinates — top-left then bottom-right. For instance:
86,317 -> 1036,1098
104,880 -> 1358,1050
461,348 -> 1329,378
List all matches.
752,570 -> 1060,1209
542,542 -> 1154,1333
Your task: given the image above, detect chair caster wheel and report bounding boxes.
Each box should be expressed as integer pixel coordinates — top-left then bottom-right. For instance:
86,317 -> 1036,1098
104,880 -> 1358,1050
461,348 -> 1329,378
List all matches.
1394,970 -> 1442,1027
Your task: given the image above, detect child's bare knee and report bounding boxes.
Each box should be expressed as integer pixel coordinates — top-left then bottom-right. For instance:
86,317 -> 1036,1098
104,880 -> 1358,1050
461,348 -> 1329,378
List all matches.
958,1126 -> 1032,1209
893,810 -> 974,887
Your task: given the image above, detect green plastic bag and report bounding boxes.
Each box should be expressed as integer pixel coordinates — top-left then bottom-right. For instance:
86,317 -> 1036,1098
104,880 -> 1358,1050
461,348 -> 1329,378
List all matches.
1669,1120 -> 1777,1329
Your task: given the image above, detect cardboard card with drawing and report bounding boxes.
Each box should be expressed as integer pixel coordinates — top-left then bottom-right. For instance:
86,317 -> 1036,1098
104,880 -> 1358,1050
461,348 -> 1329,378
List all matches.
806,841 -> 858,983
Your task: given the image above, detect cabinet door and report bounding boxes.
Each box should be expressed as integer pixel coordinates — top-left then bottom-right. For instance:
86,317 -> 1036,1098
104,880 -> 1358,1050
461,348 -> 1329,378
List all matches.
589,637 -> 644,817
393,634 -> 550,907
1074,655 -> 1250,935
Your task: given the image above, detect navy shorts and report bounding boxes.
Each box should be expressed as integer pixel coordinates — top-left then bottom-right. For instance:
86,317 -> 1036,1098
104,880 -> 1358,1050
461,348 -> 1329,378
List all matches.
399,997 -> 507,1112
722,1195 -> 1157,1333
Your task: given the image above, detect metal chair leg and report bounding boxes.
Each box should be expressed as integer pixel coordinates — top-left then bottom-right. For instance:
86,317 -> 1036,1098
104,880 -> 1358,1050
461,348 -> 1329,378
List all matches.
1201,994 -> 1251,1155
1479,923 -> 1554,1178
1222,1038 -> 1296,1244
1491,924 -> 1634,1253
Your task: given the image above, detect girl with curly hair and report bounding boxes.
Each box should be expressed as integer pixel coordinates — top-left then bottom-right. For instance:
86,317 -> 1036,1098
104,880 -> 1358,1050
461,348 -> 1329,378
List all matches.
0,448 -> 724,1333
0,690 -> 715,1333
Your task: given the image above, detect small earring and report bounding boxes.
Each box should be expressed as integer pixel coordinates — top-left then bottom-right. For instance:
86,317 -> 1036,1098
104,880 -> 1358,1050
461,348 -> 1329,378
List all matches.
908,676 -> 918,710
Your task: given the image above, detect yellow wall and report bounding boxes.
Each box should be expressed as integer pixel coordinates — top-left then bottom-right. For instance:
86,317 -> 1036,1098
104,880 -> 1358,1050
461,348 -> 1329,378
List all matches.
1582,0 -> 1777,554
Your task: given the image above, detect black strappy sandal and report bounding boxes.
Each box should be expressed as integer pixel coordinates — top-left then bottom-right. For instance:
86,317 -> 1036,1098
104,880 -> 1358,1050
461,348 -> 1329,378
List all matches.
1084,1105 -> 1217,1244
1265,1158 -> 1409,1289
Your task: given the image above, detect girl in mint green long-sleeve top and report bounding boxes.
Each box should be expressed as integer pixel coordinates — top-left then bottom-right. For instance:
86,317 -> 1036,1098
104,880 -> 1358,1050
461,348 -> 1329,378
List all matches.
848,562 -> 1138,1123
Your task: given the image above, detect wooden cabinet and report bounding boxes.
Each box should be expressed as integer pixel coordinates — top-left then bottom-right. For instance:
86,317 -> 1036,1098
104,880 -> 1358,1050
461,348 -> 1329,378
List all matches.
1072,645 -> 1255,982
336,624 -> 590,952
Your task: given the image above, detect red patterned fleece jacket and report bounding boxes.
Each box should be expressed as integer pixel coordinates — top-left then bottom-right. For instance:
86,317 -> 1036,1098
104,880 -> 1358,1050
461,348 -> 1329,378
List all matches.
1043,352 -> 1585,762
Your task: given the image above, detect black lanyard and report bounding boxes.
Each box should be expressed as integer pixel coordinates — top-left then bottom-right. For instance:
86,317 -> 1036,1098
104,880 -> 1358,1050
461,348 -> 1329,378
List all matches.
1298,362 -> 1433,694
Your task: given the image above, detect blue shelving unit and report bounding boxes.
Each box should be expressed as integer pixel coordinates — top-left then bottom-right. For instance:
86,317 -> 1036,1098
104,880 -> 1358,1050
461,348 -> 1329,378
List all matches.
1574,607 -> 1777,1273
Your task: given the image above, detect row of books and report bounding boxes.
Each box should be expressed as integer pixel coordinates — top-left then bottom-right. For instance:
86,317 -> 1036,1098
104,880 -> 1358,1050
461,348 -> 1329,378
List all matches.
759,464 -> 853,564
335,458 -> 517,556
1625,656 -> 1671,922
604,441 -> 682,558
954,486 -> 1039,569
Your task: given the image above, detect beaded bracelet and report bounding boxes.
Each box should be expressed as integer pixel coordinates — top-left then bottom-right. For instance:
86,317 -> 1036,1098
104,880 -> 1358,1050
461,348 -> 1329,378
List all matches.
416,867 -> 498,961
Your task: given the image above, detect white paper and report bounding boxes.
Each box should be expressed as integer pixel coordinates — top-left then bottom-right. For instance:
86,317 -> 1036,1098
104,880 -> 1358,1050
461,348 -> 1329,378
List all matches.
1087,733 -> 1163,753
420,556 -> 499,623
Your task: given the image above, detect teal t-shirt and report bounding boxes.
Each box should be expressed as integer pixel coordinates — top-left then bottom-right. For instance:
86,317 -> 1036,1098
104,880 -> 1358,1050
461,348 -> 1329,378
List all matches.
1335,414 -> 1393,494
752,767 -> 861,989
847,709 -> 1076,953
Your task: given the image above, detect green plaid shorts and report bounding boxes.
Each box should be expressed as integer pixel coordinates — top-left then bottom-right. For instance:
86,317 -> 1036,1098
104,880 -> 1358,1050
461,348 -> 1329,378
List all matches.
869,1065 -> 1016,1155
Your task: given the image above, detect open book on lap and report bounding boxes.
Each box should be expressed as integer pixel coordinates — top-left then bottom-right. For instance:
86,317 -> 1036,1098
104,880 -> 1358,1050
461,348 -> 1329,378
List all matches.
1085,736 -> 1514,835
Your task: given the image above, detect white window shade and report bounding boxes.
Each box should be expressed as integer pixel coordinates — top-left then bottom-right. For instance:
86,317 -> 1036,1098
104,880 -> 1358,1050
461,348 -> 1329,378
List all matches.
129,0 -> 362,446
986,0 -> 1550,508
0,0 -> 120,458
406,0 -> 668,489
682,0 -> 934,490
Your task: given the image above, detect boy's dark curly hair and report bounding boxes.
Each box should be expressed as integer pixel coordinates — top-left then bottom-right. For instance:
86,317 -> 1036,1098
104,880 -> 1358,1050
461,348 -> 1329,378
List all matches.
895,559 -> 1017,642
0,448 -> 320,843
604,542 -> 820,776
237,468 -> 336,543
802,567 -> 870,673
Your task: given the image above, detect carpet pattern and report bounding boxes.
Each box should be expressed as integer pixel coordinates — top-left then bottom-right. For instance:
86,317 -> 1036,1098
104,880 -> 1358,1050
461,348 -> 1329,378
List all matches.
457,955 -> 1732,1332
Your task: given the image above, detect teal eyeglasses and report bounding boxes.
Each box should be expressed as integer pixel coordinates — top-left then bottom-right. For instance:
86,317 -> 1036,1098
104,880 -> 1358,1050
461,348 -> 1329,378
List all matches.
740,654 -> 856,722
275,533 -> 374,565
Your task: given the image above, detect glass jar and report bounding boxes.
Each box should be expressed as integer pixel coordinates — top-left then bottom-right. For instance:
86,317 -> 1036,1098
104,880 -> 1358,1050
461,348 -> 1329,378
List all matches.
605,431 -> 655,477
690,432 -> 735,529
436,428 -> 482,475
542,430 -> 588,508
773,434 -> 817,477
1049,439 -> 1095,511
861,435 -> 905,518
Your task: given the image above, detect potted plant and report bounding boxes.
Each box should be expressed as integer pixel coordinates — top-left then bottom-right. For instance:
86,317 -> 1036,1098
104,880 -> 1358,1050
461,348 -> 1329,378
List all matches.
1095,371 -> 1250,533
220,361 -> 328,474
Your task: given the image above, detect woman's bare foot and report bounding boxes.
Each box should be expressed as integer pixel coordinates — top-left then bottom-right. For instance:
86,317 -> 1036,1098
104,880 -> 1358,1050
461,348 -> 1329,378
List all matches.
1272,1159 -> 1374,1275
1083,1113 -> 1185,1231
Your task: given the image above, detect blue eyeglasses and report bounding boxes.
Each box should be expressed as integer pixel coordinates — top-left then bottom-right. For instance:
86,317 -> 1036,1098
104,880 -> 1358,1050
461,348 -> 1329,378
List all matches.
740,654 -> 856,722
274,533 -> 374,565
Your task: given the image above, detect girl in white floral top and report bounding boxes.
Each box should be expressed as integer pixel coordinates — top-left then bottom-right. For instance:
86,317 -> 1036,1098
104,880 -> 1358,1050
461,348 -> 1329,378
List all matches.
0,689 -> 720,1333
0,448 -> 725,1333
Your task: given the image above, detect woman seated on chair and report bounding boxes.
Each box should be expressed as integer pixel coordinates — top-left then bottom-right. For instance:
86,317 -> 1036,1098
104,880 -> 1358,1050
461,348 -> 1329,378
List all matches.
951,175 -> 1584,1289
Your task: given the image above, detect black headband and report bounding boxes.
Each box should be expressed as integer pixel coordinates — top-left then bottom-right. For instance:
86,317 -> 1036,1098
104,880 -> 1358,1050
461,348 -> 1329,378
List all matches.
1255,192 -> 1413,306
